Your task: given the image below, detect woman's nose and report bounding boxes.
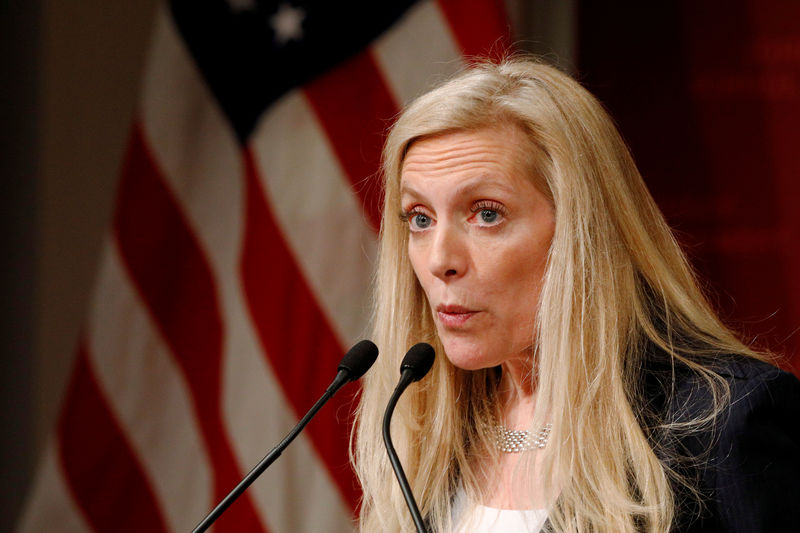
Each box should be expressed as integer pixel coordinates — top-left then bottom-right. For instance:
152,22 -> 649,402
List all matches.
428,223 -> 467,281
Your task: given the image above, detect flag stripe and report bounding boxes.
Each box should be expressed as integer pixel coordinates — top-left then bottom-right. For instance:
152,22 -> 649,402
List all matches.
303,50 -> 400,230
87,241 -> 213,532
240,148 -> 360,511
58,342 -> 168,533
437,0 -> 511,58
372,0 -> 465,106
113,124 -> 266,532
249,90 -> 376,347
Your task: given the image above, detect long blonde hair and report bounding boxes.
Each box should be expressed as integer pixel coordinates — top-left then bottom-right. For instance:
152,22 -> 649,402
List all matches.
354,57 -> 761,533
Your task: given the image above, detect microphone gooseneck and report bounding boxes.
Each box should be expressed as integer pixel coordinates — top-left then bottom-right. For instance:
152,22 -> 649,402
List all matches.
192,340 -> 379,533
382,342 -> 436,533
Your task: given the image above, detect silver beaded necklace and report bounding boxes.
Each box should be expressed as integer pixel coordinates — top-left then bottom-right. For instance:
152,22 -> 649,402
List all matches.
493,423 -> 552,453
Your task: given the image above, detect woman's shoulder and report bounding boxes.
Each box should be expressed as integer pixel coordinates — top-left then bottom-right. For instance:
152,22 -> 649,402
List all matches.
699,357 -> 800,530
711,355 -> 800,413
643,352 -> 799,418
704,352 -> 796,384
677,353 -> 800,453
687,355 -> 796,416
644,352 -> 800,531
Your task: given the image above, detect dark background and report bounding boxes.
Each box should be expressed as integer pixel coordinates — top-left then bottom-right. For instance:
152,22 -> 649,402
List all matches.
578,0 -> 800,372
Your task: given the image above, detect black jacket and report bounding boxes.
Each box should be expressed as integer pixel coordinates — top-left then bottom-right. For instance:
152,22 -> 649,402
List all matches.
534,355 -> 800,532
645,355 -> 800,532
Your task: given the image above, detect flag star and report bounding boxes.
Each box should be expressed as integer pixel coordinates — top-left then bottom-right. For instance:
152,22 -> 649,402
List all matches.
270,3 -> 306,45
227,0 -> 257,12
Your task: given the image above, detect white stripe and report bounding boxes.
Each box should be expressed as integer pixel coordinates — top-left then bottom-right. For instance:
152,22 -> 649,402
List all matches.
372,0 -> 464,106
87,240 -> 212,533
250,90 -> 377,348
15,440 -> 91,533
140,8 -> 353,532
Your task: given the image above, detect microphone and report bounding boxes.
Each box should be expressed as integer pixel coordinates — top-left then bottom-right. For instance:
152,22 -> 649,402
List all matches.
192,339 -> 379,533
382,343 -> 435,533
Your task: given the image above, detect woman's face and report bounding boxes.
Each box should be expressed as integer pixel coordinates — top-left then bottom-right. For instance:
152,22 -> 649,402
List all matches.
400,125 -> 555,371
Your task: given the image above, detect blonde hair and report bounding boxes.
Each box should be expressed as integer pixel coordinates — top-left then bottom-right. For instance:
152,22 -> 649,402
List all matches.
354,57 -> 761,533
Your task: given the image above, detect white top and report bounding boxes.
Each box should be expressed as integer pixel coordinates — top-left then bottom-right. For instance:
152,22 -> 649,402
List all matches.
453,505 -> 548,533
452,490 -> 548,533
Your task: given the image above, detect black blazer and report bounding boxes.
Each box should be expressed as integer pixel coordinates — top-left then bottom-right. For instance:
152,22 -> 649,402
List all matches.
534,355 -> 800,532
645,355 -> 800,532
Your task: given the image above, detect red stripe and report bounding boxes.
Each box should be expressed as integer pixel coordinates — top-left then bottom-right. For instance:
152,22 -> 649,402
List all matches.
303,50 -> 398,231
58,340 -> 168,533
113,124 -> 267,532
240,147 -> 361,512
437,0 -> 512,59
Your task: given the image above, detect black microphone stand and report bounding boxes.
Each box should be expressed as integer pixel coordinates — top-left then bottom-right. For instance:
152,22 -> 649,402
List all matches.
192,370 -> 351,533
382,342 -> 435,533
190,339 -> 378,532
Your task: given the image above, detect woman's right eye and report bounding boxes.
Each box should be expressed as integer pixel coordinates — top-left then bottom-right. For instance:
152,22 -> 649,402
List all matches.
400,209 -> 434,231
411,213 -> 432,230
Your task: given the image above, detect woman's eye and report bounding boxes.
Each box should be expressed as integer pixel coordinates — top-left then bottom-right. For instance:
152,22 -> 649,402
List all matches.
471,201 -> 505,226
412,213 -> 432,230
400,209 -> 434,231
479,209 -> 498,224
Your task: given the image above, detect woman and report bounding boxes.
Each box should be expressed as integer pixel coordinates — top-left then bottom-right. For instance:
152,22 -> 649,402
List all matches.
353,57 -> 800,532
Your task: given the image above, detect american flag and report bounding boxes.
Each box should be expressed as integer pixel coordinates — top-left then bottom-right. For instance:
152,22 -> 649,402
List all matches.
16,1 -> 509,531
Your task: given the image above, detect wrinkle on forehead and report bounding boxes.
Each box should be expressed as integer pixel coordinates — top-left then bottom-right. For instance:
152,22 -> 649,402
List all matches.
401,137 -> 515,174
399,124 -> 551,205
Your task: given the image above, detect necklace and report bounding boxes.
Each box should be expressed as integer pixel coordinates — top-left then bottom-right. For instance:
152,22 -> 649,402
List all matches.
493,423 -> 552,453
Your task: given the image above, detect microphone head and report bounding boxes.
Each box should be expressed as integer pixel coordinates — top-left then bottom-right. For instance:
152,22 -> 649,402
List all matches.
338,340 -> 379,381
400,343 -> 435,382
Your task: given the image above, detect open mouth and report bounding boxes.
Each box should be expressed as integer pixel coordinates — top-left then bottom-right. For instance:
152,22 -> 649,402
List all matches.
436,305 -> 477,328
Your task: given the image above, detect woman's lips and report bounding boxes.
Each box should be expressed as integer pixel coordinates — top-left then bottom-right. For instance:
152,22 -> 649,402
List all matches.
436,305 -> 478,328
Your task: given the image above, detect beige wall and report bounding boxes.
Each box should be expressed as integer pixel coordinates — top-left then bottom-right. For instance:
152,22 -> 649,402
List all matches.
3,0 -> 158,528
4,2 -> 158,528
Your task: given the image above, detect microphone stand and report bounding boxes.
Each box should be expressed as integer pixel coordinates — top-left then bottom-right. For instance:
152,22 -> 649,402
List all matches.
382,368 -> 430,533
192,370 -> 350,533
190,339 -> 377,532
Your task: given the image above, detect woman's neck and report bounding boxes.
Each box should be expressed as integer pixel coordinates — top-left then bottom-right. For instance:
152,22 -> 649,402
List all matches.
498,356 -> 538,428
473,355 -> 555,510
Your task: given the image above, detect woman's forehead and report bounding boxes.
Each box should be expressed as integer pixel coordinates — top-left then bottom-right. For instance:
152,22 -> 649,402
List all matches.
398,126 -> 549,200
401,126 -> 530,171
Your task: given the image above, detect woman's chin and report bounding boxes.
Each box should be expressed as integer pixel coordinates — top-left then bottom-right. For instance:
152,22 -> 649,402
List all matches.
441,342 -> 496,371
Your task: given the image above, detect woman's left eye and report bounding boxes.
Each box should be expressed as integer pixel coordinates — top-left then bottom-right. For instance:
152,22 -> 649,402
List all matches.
479,209 -> 499,224
471,201 -> 505,226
